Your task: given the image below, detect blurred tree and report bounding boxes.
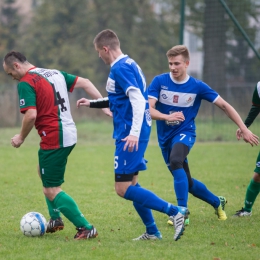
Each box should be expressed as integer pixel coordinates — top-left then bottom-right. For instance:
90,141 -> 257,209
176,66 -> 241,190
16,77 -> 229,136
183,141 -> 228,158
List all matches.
18,0 -> 181,88
0,0 -> 21,83
183,0 -> 259,90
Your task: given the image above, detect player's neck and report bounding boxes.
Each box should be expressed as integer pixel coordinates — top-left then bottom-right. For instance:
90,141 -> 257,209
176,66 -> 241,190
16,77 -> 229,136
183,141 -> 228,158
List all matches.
109,49 -> 123,65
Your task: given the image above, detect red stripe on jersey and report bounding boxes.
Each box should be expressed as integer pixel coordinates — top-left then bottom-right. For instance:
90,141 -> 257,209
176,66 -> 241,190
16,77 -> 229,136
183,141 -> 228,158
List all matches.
20,107 -> 36,114
22,73 -> 61,149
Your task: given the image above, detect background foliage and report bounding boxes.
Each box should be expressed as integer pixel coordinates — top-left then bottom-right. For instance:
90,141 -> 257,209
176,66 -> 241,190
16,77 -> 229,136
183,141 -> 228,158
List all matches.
0,0 -> 260,140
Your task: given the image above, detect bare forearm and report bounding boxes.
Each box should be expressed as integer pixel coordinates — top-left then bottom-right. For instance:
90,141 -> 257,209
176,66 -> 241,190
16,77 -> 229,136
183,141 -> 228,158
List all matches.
150,106 -> 168,121
20,111 -> 36,140
75,77 -> 103,99
221,103 -> 248,131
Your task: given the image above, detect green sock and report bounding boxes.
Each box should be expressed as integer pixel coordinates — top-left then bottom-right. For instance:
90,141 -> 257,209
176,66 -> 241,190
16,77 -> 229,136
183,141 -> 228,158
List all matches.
53,191 -> 92,229
45,197 -> 61,219
244,179 -> 260,212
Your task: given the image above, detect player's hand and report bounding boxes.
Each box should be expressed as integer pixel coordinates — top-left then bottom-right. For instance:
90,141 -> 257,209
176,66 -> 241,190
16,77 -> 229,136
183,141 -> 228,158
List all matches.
77,98 -> 90,108
11,134 -> 24,148
102,108 -> 113,117
236,128 -> 243,140
121,135 -> 139,152
241,129 -> 259,146
166,111 -> 185,122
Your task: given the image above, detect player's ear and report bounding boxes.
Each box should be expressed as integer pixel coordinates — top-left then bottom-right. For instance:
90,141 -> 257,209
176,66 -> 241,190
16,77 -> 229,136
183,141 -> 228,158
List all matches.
185,60 -> 190,67
103,46 -> 109,53
13,62 -> 19,70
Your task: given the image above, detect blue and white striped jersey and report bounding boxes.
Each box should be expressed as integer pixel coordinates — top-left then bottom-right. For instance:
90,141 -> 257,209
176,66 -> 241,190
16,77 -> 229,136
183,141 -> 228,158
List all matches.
106,54 -> 151,141
148,73 -> 219,146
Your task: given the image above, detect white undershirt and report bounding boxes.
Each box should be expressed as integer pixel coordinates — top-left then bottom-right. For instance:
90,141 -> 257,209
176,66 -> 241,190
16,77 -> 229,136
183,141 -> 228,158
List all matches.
128,87 -> 145,138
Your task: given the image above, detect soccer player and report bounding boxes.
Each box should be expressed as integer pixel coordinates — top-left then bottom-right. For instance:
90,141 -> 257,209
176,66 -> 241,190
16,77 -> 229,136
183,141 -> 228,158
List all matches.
147,45 -> 259,225
3,51 -> 111,240
77,29 -> 189,241
233,83 -> 260,217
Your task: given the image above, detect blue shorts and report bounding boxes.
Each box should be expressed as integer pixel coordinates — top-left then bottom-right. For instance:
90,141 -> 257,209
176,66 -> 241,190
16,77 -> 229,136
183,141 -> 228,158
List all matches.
114,140 -> 148,174
160,132 -> 196,166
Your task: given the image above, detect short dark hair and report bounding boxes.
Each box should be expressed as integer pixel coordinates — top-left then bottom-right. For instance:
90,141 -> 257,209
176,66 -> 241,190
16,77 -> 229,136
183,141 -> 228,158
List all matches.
3,51 -> 27,67
93,29 -> 120,50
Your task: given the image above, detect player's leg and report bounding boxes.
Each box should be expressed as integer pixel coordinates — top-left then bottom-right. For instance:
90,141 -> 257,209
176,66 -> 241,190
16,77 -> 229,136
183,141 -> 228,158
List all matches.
37,164 -> 61,223
168,142 -> 190,207
234,152 -> 260,216
114,141 -> 189,241
188,177 -> 227,220
131,175 -> 162,240
39,146 -> 97,239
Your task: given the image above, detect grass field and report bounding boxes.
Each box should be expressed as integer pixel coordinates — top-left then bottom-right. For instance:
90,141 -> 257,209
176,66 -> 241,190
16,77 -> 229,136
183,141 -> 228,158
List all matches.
0,122 -> 260,260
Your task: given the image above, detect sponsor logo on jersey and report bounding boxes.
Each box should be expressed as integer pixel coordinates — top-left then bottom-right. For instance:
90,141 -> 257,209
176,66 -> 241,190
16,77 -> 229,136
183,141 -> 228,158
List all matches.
20,99 -> 25,106
173,95 -> 179,103
186,96 -> 193,103
106,77 -> 116,93
161,85 -> 168,90
161,93 -> 168,99
256,161 -> 260,167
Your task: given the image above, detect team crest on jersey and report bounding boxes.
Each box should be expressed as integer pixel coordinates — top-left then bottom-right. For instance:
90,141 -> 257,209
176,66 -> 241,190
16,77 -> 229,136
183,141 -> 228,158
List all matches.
161,94 -> 168,99
145,109 -> 152,126
20,99 -> 25,106
256,161 -> 260,168
173,95 -> 179,103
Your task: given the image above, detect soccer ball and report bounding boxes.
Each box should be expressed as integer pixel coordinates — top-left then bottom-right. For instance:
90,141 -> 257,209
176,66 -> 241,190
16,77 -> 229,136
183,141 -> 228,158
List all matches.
20,212 -> 47,237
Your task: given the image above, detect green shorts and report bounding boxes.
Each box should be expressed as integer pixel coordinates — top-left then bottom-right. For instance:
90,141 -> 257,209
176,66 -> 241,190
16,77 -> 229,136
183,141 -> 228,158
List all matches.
255,151 -> 260,174
38,145 -> 75,187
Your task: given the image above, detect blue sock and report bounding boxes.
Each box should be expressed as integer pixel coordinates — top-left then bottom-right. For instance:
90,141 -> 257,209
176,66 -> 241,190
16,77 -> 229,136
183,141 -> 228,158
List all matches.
172,168 -> 188,207
133,184 -> 158,235
189,178 -> 220,208
124,185 -> 178,216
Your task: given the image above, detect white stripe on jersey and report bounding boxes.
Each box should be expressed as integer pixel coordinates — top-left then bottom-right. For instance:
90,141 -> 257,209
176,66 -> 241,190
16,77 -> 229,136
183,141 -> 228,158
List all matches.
31,68 -> 77,147
159,89 -> 197,107
106,77 -> 116,93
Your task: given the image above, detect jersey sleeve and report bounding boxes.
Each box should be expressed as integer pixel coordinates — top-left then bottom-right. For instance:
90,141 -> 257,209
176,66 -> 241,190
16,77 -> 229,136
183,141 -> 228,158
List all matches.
59,71 -> 78,92
198,81 -> 219,103
115,65 -> 139,94
148,76 -> 160,100
17,82 -> 36,113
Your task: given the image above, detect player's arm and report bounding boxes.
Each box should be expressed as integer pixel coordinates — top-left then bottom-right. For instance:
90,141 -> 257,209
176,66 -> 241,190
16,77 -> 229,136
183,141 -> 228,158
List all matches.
75,77 -> 111,116
77,97 -> 109,108
148,97 -> 185,122
214,97 -> 259,146
11,109 -> 36,148
121,88 -> 144,152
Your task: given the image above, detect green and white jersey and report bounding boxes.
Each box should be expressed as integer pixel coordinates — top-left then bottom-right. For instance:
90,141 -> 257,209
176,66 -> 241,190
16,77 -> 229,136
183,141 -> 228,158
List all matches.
18,67 -> 78,149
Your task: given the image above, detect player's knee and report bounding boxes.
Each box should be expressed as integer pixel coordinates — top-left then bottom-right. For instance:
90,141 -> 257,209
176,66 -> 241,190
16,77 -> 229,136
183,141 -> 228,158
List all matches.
115,182 -> 128,198
169,155 -> 183,170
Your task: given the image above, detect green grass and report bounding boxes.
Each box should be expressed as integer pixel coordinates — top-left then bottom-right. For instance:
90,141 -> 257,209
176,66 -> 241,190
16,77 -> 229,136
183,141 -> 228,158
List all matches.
0,122 -> 259,260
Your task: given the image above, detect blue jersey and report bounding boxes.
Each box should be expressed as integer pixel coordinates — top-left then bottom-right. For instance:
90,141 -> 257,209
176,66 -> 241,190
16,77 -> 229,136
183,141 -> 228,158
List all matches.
106,54 -> 151,141
148,73 -> 219,146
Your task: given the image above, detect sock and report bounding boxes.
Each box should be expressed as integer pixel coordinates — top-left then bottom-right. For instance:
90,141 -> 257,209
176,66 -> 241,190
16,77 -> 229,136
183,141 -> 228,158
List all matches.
124,185 -> 178,216
133,183 -> 158,235
244,179 -> 260,212
45,197 -> 60,219
189,178 -> 220,208
171,168 -> 188,207
53,191 -> 92,229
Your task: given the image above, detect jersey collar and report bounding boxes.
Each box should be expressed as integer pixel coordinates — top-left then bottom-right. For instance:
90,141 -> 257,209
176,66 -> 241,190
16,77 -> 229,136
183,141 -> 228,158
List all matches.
111,54 -> 128,67
169,73 -> 190,84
